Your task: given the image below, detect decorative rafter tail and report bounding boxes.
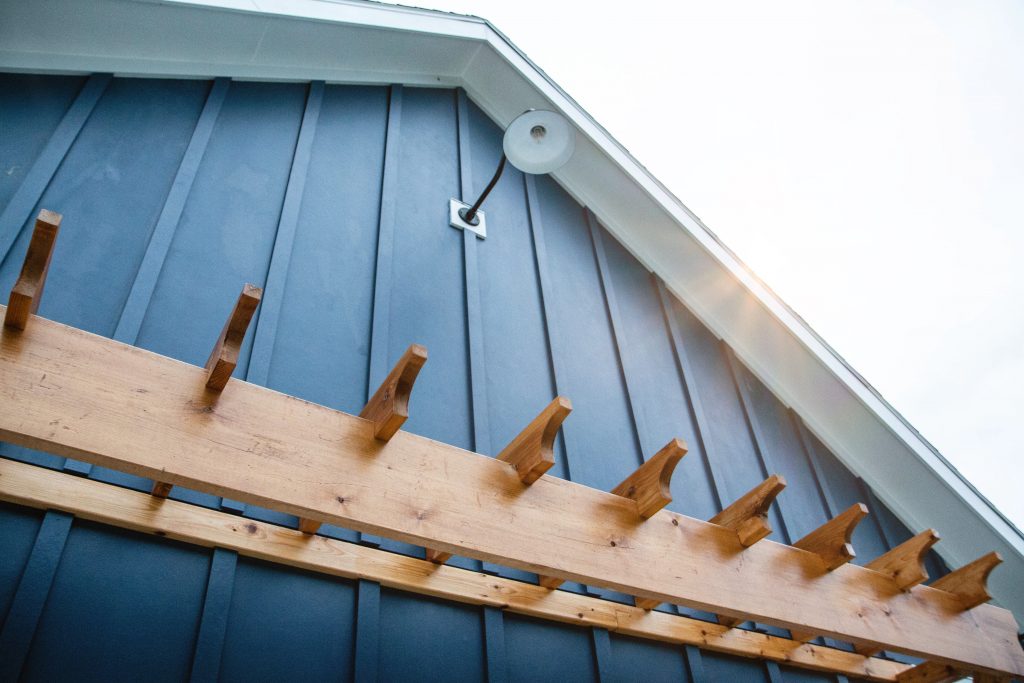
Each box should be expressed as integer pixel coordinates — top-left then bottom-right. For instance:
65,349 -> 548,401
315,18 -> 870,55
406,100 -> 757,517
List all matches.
634,597 -> 661,611
205,283 -> 263,392
611,438 -> 686,518
793,503 -> 869,571
866,529 -> 940,590
5,209 -> 61,330
929,551 -> 1002,610
359,343 -> 428,441
538,575 -> 564,590
496,396 -> 572,484
709,475 -> 786,547
717,614 -> 744,629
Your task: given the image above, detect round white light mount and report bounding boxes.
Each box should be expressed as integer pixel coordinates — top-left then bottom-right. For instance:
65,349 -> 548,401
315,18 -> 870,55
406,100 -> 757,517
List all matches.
502,110 -> 575,175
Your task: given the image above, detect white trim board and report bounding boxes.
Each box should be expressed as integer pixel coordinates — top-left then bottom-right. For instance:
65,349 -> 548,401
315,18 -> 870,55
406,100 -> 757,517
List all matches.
1,0 -> 1021,624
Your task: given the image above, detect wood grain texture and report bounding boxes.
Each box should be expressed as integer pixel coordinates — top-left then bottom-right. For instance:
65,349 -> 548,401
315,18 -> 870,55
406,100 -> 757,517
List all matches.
709,475 -> 787,547
205,283 -> 262,392
930,552 -> 1002,610
496,396 -> 571,485
0,311 -> 1021,677
359,343 -> 427,441
866,529 -> 940,591
0,457 -> 911,683
4,210 -> 61,330
794,503 -> 869,571
611,439 -> 686,519
895,661 -> 965,683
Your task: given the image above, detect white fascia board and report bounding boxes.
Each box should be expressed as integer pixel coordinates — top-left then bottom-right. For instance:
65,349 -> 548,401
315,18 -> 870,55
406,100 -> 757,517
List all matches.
1,0 -> 1022,622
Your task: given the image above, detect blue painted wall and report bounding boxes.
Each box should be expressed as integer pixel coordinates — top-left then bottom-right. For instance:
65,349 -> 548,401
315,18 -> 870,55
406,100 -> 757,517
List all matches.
0,73 -> 945,681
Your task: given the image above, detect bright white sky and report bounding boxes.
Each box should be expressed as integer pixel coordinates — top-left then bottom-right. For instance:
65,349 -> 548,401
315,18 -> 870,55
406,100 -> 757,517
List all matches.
392,1 -> 1024,528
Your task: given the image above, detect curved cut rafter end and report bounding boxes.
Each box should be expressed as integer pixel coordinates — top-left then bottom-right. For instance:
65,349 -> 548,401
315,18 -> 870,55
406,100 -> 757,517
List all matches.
930,551 -> 1003,610
359,343 -> 428,441
866,529 -> 940,591
497,396 -> 572,484
709,474 -> 787,547
793,502 -> 869,571
611,438 -> 687,519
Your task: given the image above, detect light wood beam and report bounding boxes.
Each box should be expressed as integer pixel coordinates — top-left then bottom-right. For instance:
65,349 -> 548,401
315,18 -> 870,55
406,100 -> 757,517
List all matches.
0,311 -> 1021,677
894,661 -> 966,683
0,458 -> 911,682
4,209 -> 61,331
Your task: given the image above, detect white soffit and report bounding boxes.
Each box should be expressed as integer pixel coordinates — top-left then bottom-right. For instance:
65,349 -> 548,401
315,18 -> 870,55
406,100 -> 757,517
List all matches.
1,0 -> 1022,622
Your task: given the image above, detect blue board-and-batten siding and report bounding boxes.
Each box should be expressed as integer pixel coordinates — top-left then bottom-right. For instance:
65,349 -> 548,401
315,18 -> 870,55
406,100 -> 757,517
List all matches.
0,72 -> 943,682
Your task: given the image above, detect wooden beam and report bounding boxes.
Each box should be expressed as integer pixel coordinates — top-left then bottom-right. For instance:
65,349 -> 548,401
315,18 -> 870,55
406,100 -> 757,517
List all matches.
0,458 -> 911,683
359,344 -> 428,441
794,503 -> 869,571
205,283 -> 262,392
634,597 -> 661,611
425,548 -> 452,564
611,439 -> 686,519
866,530 -> 940,591
709,475 -> 786,547
496,396 -> 572,485
1,312 -> 1022,677
930,552 -> 1002,610
4,209 -> 61,331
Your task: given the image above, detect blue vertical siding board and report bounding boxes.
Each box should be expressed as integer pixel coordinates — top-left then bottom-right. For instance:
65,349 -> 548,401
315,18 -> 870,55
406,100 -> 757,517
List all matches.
587,213 -> 648,460
223,80 -> 324,517
463,100 -> 554,584
483,607 -> 509,683
217,557 -> 356,683
590,628 -> 616,682
114,77 -> 229,347
521,173 -> 573,482
259,83 -> 389,542
0,510 -> 72,682
19,520 -> 209,683
0,76 -> 208,478
531,176 -> 641,494
609,633 -> 691,683
0,73 -> 85,211
372,86 -> 469,558
457,90 -> 492,458
189,548 -> 238,683
0,73 -> 109,264
0,503 -> 44,622
379,589 -> 486,683
684,645 -> 707,682
354,580 -> 381,683
504,614 -> 599,683
360,84 -> 402,548
245,81 -> 324,389
702,650 -> 770,683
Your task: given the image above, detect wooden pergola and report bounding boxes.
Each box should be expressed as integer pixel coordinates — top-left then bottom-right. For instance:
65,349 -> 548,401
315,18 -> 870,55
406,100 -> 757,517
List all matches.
2,211 -> 1022,682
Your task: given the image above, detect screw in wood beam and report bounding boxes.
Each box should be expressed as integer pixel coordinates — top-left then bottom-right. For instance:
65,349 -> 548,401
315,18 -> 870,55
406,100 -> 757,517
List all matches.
895,660 -> 967,683
793,503 -> 869,571
358,343 -> 428,441
205,283 -> 263,392
4,209 -> 61,331
929,551 -> 1002,610
611,438 -> 687,519
866,529 -> 940,591
496,396 -> 572,485
709,475 -> 787,547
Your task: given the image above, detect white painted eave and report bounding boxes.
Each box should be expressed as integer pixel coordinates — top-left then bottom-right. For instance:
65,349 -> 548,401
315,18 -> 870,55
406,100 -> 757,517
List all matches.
1,0 -> 1021,624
